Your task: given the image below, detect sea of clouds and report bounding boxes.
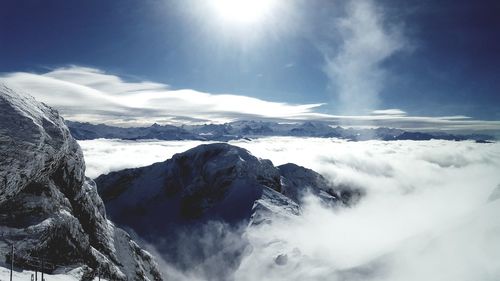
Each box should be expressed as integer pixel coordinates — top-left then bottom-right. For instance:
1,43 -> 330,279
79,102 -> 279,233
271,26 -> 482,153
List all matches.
79,137 -> 500,281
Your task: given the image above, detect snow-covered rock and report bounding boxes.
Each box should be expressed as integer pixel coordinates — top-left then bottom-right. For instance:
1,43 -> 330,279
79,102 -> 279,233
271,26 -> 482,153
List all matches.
279,163 -> 338,205
0,84 -> 161,281
96,143 -> 298,228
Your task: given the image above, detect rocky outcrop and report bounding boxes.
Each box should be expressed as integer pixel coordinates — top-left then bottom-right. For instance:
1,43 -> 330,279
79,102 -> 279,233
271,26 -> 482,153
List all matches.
96,143 -> 302,230
0,84 -> 161,281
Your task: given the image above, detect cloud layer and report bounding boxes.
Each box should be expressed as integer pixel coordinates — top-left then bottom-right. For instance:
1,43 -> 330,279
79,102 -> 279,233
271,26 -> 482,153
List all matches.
1,66 -> 500,135
79,137 -> 500,280
80,139 -> 212,178
232,138 -> 500,281
0,66 -> 325,126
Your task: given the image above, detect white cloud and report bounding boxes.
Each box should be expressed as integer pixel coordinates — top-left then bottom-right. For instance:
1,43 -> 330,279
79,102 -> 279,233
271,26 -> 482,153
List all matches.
79,137 -> 500,280
371,109 -> 406,116
1,66 -> 499,135
322,0 -> 405,115
231,138 -> 500,281
0,66 -> 326,126
237,138 -> 500,281
79,139 -> 212,178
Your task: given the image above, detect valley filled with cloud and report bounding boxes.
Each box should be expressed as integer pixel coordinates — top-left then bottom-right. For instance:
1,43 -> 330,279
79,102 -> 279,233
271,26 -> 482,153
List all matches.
79,137 -> 500,280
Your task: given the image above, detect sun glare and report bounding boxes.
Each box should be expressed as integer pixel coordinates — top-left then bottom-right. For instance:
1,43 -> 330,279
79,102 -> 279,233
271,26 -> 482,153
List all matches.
210,0 -> 276,24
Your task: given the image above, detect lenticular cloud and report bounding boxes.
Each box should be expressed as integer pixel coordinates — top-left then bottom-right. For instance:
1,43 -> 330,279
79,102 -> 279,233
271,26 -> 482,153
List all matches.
79,137 -> 500,280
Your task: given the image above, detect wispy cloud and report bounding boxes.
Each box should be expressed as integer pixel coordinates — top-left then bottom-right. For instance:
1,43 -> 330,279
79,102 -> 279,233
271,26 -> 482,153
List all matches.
371,109 -> 407,116
322,0 -> 405,115
0,66 -> 325,125
1,66 -> 499,134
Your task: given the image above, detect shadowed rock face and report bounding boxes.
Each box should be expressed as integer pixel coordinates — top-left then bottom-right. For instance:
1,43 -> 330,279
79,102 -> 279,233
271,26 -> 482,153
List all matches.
279,163 -> 337,204
0,84 -> 161,281
279,163 -> 364,206
96,143 -> 289,232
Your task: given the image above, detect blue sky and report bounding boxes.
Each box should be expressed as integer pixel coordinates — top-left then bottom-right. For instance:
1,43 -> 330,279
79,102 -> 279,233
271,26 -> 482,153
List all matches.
1,0 -> 499,126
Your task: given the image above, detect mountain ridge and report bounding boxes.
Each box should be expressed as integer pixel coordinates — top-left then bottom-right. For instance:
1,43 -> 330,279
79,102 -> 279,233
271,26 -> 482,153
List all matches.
67,120 -> 495,142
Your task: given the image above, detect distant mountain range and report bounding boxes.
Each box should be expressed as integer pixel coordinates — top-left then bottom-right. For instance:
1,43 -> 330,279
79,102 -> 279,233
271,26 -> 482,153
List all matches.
67,120 -> 495,142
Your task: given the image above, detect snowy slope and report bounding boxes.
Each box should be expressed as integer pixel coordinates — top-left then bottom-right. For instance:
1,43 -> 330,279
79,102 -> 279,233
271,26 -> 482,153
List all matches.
0,83 -> 161,281
0,265 -> 109,281
95,143 -> 305,228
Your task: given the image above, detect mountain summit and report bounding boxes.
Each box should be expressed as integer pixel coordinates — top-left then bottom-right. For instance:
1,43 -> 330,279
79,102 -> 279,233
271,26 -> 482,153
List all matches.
95,142 -> 354,229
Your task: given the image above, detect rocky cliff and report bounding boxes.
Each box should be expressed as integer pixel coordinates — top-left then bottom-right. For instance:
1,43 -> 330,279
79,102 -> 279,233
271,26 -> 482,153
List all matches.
0,83 -> 162,281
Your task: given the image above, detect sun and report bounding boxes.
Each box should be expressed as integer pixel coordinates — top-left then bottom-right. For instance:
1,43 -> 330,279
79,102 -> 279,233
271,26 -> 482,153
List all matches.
210,0 -> 277,24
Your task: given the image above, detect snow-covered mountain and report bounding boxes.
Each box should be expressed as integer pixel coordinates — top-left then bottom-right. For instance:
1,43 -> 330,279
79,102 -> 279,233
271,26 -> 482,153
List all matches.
95,142 -> 355,276
67,120 -> 494,142
0,84 -> 161,281
67,120 -> 200,141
